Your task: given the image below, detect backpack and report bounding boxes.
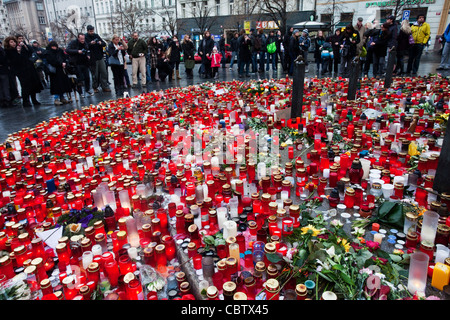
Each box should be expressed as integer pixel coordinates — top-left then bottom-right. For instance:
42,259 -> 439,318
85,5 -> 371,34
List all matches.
267,41 -> 276,54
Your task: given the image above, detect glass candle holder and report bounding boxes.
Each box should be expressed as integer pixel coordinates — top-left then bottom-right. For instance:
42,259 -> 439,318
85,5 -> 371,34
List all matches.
421,211 -> 440,244
407,251 -> 429,295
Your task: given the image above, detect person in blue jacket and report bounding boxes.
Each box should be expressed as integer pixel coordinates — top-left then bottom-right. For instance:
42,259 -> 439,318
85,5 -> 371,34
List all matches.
437,22 -> 450,70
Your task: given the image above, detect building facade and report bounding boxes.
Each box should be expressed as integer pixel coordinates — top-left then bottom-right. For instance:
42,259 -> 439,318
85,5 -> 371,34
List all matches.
3,0 -> 49,44
0,0 -> 11,39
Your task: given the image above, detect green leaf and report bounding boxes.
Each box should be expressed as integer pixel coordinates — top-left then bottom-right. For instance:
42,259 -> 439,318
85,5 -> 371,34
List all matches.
266,252 -> 283,263
339,271 -> 356,286
389,254 -> 403,263
332,264 -> 345,271
203,236 -> 215,245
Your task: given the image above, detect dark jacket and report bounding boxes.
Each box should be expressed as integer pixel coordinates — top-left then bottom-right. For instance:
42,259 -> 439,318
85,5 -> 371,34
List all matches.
44,46 -> 72,95
0,46 -> 9,74
85,32 -> 106,61
230,37 -> 239,52
156,56 -> 172,79
148,40 -> 163,68
283,30 -> 292,54
219,37 -> 226,52
387,22 -> 398,48
181,39 -> 195,61
314,36 -> 326,60
289,35 -> 300,59
198,36 -> 215,63
168,40 -> 182,63
328,33 -> 341,60
238,35 -> 252,62
66,39 -> 91,65
370,29 -> 390,57
397,29 -> 411,52
340,29 -> 360,58
5,46 -> 43,96
127,38 -> 148,58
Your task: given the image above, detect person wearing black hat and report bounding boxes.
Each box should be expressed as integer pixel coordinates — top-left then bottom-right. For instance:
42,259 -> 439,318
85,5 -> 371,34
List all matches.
85,25 -> 111,93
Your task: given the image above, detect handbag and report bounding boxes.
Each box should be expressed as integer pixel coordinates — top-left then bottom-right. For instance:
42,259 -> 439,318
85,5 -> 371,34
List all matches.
108,55 -> 121,65
46,63 -> 57,74
184,59 -> 195,69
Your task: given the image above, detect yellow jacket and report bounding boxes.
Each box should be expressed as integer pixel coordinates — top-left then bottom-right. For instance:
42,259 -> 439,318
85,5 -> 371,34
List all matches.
411,22 -> 431,45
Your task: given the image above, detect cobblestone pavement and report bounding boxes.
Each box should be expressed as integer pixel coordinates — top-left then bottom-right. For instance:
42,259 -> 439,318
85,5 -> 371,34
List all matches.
0,51 -> 448,143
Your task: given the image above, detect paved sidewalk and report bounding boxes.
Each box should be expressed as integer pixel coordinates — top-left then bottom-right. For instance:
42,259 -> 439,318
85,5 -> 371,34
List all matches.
0,51 -> 447,143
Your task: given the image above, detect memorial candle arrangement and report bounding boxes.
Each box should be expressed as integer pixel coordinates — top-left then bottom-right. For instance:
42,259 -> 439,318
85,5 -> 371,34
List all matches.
0,75 -> 449,301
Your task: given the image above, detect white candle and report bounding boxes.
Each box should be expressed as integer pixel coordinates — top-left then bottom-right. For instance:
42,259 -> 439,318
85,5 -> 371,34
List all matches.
223,220 -> 237,239
82,251 -> 93,269
91,244 -> 102,256
217,207 -> 228,230
127,247 -> 138,260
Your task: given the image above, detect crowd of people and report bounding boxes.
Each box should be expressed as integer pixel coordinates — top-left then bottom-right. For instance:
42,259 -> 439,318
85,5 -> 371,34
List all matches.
0,14 -> 449,108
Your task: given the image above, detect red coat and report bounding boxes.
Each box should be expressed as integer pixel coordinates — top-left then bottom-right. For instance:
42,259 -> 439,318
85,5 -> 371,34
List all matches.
209,52 -> 222,67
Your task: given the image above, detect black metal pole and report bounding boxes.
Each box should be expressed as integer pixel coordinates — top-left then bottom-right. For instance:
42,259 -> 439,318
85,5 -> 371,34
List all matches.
433,119 -> 450,194
290,58 -> 305,119
384,47 -> 396,89
347,57 -> 360,101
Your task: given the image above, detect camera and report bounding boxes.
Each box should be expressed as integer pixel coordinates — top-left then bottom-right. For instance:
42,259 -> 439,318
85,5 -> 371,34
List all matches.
80,48 -> 90,55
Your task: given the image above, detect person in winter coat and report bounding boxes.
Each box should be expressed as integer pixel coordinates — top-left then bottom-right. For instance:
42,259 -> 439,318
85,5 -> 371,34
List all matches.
288,29 -> 301,76
218,36 -> 226,68
127,32 -> 148,89
275,30 -> 284,72
229,32 -> 239,70
238,29 -> 252,78
168,35 -> 182,80
339,24 -> 360,78
314,30 -> 326,73
283,27 -> 293,73
198,30 -> 215,78
406,14 -> 430,75
328,28 -> 342,76
85,25 -> 110,92
30,40 -> 47,88
299,29 -> 311,68
44,41 -> 72,105
209,47 -> 222,79
4,36 -> 43,107
0,41 -> 12,108
148,37 -> 162,82
437,22 -> 450,70
156,52 -> 173,81
257,29 -> 267,72
66,33 -> 93,96
368,22 -> 390,77
107,35 -> 128,97
265,30 -> 277,71
181,34 -> 195,79
362,22 -> 376,77
394,19 -> 412,75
